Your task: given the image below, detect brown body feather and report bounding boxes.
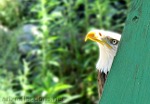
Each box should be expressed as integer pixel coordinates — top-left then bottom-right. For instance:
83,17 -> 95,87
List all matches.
97,71 -> 107,98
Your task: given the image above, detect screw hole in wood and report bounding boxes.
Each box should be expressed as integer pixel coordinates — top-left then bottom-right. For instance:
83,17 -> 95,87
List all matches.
132,16 -> 139,22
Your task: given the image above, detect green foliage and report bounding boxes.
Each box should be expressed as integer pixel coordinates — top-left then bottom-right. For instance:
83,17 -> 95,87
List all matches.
0,0 -> 20,28
0,69 -> 16,103
0,0 -> 130,103
0,27 -> 21,70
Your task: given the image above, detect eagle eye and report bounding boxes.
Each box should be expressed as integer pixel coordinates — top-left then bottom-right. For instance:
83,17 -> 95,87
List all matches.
110,39 -> 118,45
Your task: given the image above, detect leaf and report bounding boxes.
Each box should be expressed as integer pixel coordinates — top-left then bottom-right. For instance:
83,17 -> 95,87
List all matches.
47,36 -> 58,43
23,60 -> 30,75
54,84 -> 72,92
48,61 -> 60,67
62,95 -> 82,104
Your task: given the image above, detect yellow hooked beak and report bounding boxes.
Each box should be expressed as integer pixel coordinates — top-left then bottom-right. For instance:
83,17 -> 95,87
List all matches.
85,31 -> 112,49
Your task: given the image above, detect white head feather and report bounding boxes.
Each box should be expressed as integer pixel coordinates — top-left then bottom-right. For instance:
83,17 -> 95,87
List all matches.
85,29 -> 121,74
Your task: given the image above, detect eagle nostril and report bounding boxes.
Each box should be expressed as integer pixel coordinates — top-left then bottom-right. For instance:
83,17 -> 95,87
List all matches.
99,32 -> 102,36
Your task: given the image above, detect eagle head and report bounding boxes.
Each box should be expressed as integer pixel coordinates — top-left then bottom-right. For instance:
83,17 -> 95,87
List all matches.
85,29 -> 121,74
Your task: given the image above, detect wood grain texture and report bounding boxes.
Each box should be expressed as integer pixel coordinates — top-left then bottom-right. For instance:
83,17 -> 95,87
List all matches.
100,0 -> 150,104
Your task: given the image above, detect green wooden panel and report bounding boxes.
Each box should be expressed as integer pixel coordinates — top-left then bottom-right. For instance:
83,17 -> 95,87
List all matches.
100,0 -> 150,104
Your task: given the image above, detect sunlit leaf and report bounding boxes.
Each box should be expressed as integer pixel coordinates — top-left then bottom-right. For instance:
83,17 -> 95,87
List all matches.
54,84 -> 72,92
48,61 -> 60,67
62,95 -> 82,104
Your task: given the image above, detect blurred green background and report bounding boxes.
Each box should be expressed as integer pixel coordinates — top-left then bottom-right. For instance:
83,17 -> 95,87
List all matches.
0,0 -> 130,104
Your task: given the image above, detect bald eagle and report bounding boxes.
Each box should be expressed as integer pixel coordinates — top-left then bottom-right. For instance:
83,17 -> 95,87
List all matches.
85,29 -> 121,97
